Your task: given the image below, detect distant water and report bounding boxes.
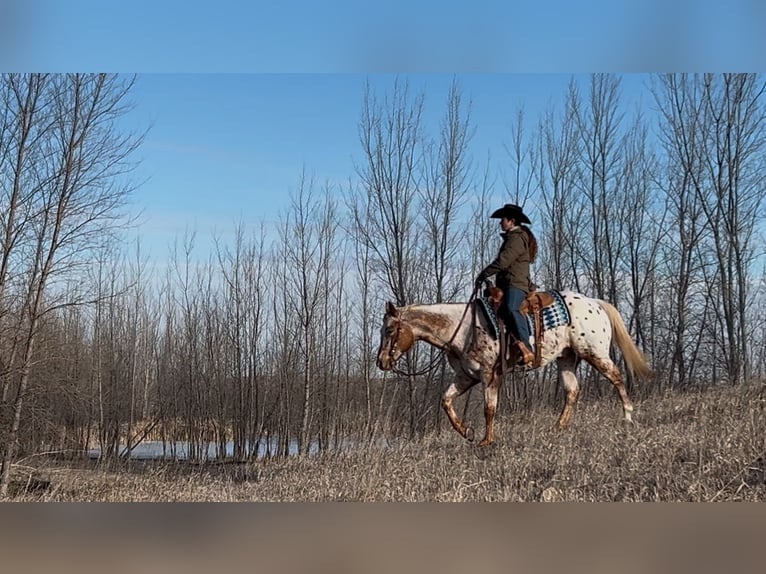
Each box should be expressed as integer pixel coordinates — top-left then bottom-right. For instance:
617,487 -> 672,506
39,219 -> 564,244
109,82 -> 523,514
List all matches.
88,438 -> 321,461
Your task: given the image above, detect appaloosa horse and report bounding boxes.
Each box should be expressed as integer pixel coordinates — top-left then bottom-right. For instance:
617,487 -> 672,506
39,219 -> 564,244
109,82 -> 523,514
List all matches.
376,291 -> 652,446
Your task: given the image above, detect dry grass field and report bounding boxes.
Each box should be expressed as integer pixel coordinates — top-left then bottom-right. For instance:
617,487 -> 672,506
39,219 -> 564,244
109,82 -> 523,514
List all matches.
5,383 -> 766,502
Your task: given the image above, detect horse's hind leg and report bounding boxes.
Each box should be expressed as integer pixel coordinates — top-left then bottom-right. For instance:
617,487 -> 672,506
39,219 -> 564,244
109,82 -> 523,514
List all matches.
584,354 -> 634,423
442,377 -> 480,441
557,351 -> 581,429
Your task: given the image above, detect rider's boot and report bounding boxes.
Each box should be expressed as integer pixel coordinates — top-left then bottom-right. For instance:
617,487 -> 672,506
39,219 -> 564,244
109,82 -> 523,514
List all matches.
515,341 -> 535,367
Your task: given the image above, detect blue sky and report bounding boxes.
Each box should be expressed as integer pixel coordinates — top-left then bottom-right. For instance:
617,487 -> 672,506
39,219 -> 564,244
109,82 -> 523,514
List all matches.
0,1 -> 762,263
1,1 -> 764,72
122,73 -> 652,260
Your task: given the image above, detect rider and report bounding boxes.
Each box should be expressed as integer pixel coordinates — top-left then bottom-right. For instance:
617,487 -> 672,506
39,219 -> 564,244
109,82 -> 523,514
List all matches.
475,203 -> 538,366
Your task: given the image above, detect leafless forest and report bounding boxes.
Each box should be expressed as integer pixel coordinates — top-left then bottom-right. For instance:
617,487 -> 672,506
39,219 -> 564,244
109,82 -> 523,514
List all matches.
1,73 -> 765,499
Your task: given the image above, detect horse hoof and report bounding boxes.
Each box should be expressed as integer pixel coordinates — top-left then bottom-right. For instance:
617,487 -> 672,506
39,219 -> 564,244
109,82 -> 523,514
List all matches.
474,445 -> 492,460
464,427 -> 475,442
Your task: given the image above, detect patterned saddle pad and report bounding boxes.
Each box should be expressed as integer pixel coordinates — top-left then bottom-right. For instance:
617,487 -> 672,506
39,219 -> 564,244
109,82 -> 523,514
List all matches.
476,289 -> 571,342
476,296 -> 502,338
525,289 -> 571,340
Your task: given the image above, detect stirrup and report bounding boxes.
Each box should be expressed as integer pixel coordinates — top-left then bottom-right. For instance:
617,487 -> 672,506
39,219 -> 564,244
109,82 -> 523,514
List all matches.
516,342 -> 535,366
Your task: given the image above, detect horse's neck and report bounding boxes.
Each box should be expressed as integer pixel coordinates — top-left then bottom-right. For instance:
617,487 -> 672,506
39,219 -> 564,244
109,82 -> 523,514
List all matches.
402,304 -> 465,348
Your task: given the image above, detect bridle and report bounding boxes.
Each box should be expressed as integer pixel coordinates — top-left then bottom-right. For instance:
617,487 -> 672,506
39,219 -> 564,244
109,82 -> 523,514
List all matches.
388,283 -> 483,377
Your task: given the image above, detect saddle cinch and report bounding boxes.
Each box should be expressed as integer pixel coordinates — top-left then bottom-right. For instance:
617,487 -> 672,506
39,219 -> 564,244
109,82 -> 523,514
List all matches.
483,285 -> 556,370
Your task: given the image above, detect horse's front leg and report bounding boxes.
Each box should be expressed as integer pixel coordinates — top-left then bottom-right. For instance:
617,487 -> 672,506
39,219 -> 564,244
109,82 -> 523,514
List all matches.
479,365 -> 502,447
442,377 -> 480,441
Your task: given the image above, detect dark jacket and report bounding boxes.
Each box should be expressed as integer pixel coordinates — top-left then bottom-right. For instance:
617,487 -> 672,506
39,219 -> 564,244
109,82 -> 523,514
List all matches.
480,227 -> 532,292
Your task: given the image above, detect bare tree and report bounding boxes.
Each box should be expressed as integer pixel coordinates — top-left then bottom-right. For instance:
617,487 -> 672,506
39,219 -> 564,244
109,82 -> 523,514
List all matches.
617,110 -> 664,394
536,95 -> 582,291
420,78 -> 474,303
351,78 -> 425,307
277,171 -> 341,455
269,237 -> 299,456
571,74 -> 626,303
0,75 -> 48,418
469,153 -> 500,283
503,106 -> 538,207
168,230 -> 207,460
215,221 -> 268,460
698,74 -> 766,384
652,74 -> 712,387
0,74 -> 143,494
350,78 -> 425,438
418,78 -> 474,432
346,180 -> 378,440
653,73 -> 766,385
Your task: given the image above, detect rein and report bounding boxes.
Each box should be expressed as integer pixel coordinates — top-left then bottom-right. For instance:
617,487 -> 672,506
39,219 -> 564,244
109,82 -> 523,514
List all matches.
391,283 -> 482,378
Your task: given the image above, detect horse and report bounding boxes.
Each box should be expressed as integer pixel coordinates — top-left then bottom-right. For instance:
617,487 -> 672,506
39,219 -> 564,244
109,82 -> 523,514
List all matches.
375,290 -> 652,447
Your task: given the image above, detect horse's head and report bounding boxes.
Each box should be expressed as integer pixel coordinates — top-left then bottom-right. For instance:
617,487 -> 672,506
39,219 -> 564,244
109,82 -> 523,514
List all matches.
376,301 -> 415,371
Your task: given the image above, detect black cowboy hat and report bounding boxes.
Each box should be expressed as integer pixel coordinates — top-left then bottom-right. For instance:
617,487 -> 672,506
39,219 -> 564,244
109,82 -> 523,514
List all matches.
489,203 -> 531,225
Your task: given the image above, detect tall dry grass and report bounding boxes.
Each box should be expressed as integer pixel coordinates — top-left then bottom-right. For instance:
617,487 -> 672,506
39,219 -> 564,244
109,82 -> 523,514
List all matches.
5,383 -> 766,502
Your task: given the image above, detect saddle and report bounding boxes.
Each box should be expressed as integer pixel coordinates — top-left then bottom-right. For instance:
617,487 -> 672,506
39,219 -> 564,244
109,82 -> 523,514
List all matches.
484,286 -> 553,369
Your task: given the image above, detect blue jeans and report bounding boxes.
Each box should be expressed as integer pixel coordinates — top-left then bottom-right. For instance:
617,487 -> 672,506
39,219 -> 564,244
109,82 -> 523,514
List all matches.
503,287 -> 530,344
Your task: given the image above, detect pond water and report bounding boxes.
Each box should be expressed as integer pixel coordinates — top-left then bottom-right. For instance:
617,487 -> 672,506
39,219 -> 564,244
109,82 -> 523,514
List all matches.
87,439 -> 321,461
85,436 -> 380,461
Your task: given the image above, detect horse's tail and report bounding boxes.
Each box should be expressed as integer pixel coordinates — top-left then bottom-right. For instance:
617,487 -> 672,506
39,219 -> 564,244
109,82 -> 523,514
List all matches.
597,300 -> 653,380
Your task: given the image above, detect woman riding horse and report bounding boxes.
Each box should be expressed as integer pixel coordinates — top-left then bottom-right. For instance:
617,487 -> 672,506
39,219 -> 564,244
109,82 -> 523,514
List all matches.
475,203 -> 538,366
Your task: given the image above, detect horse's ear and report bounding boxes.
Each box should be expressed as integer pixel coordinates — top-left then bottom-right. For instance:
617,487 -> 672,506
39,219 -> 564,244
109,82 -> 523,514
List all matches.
386,301 -> 399,317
